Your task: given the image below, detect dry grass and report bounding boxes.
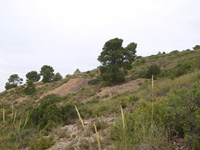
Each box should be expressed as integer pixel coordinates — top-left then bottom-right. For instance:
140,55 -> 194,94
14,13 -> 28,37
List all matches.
74,105 -> 85,130
120,105 -> 127,150
74,105 -> 92,150
13,111 -> 17,125
3,108 -> 5,124
94,123 -> 101,150
18,119 -> 21,132
23,111 -> 29,128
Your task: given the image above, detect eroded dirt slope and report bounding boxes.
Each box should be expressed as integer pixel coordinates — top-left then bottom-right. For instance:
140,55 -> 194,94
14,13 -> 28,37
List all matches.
40,78 -> 89,98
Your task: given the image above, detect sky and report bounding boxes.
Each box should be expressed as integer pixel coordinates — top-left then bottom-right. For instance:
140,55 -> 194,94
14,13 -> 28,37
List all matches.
0,0 -> 200,92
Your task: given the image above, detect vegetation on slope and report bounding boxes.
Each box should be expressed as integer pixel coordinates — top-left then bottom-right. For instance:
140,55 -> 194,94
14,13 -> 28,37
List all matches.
0,46 -> 200,149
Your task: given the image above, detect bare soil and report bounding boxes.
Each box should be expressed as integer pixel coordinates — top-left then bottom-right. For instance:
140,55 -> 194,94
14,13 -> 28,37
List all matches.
40,78 -> 89,98
97,78 -> 146,97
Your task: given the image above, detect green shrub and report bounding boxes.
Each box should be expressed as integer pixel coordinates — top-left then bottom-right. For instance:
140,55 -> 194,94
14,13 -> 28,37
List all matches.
86,98 -> 100,104
30,137 -> 55,150
24,81 -> 36,95
60,102 -> 78,125
193,45 -> 200,50
146,65 -> 161,78
40,94 -> 61,106
154,82 -> 200,149
129,95 -> 139,102
53,72 -> 62,81
29,94 -> 62,130
111,108 -> 172,149
175,63 -> 191,77
141,58 -> 146,63
91,121 -> 108,133
111,81 -> 200,149
101,82 -> 113,87
88,78 -> 100,85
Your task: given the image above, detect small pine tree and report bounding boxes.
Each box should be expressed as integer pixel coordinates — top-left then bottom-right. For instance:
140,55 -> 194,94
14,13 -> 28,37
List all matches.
193,45 -> 200,50
53,73 -> 62,81
26,71 -> 40,82
5,74 -> 23,90
40,65 -> 55,83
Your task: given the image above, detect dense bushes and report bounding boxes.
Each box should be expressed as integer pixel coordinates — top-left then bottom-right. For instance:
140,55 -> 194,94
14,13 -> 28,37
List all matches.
174,63 -> 191,77
111,82 -> 200,149
60,102 -> 78,125
29,94 -> 62,130
157,82 -> 200,149
29,94 -> 81,131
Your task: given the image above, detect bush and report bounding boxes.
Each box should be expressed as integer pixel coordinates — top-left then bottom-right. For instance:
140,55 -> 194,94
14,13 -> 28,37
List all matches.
193,45 -> 200,50
146,65 -> 161,78
24,81 -> 36,95
88,79 -> 100,85
30,137 -> 55,150
155,82 -> 200,149
175,63 -> 191,77
91,121 -> 108,133
60,102 -> 78,125
111,82 -> 200,149
53,72 -> 62,81
40,94 -> 61,105
29,94 -> 62,130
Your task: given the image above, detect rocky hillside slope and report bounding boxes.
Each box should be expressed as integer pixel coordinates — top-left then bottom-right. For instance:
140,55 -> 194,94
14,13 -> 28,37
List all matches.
1,48 -> 200,150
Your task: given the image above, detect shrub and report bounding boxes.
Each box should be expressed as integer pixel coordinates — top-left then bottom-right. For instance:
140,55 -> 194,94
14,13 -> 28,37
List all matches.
146,65 -> 161,78
40,94 -> 61,105
60,102 -> 78,125
111,82 -> 200,149
30,137 -> 55,150
53,72 -> 62,81
155,82 -> 200,149
29,94 -> 62,130
193,45 -> 200,50
141,58 -> 146,63
175,63 -> 191,77
90,121 -> 108,133
88,79 -> 100,85
24,81 -> 36,95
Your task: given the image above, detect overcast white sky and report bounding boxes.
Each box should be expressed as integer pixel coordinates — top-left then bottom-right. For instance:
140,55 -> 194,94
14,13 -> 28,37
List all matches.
0,0 -> 200,92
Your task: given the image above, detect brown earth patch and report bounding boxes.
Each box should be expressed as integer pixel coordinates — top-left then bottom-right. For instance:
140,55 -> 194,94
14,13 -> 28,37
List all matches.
39,78 -> 89,98
14,96 -> 28,104
97,78 -> 146,97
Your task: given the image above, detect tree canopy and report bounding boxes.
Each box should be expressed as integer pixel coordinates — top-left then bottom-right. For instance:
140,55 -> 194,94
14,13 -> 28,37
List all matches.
5,74 -> 23,90
40,65 -> 55,83
26,71 -> 40,82
53,72 -> 62,81
98,38 -> 137,83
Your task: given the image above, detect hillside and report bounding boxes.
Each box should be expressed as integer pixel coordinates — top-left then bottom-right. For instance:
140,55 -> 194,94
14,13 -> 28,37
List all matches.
1,48 -> 200,150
